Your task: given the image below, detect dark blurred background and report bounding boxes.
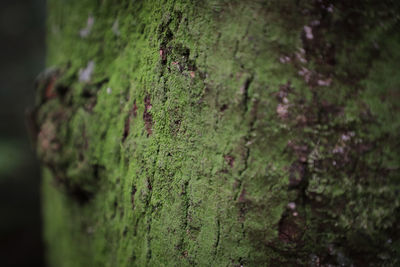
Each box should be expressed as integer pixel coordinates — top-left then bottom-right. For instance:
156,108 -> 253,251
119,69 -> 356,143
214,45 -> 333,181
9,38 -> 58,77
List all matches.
0,0 -> 46,266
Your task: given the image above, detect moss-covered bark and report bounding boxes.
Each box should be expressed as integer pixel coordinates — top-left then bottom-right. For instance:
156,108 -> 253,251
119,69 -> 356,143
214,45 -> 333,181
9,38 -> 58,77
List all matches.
36,0 -> 400,266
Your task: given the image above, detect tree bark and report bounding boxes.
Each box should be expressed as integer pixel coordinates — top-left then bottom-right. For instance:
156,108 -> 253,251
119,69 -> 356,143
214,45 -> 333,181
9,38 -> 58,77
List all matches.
36,0 -> 400,266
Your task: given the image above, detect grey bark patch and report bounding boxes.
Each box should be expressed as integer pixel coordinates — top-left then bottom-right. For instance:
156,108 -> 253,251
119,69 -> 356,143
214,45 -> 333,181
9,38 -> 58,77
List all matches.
112,19 -> 120,36
79,15 -> 94,38
79,61 -> 95,83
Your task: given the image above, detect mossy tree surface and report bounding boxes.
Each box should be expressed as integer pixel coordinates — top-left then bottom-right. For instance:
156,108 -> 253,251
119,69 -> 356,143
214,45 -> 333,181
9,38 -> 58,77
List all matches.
37,0 -> 400,266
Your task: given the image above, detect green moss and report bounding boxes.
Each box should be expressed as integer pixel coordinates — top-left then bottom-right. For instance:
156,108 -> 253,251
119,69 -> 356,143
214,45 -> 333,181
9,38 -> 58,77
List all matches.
39,0 -> 400,266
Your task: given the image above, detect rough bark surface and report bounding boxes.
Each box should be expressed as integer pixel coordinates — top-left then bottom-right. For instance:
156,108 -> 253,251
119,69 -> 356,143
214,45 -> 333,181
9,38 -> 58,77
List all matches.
36,0 -> 400,266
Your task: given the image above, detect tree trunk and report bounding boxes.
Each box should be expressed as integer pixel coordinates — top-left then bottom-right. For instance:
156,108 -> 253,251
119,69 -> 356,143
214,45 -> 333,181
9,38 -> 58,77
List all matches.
36,0 -> 400,266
